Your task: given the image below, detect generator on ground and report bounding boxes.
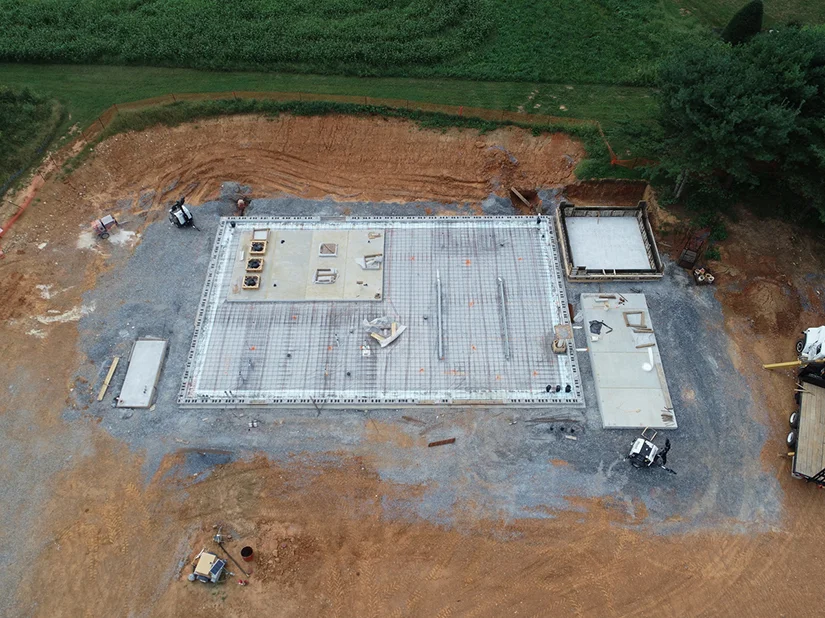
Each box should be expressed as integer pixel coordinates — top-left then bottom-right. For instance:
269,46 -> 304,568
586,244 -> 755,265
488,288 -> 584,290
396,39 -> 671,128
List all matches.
627,427 -> 675,474
169,196 -> 198,230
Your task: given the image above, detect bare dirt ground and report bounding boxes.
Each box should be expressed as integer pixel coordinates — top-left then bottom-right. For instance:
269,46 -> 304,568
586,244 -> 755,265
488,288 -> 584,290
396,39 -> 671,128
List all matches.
2,115 -> 825,617
19,114 -> 578,215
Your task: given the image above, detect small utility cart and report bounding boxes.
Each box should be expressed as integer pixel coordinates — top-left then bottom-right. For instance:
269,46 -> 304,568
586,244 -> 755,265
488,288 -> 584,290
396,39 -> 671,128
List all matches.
169,197 -> 197,229
789,364 -> 825,486
91,215 -> 118,239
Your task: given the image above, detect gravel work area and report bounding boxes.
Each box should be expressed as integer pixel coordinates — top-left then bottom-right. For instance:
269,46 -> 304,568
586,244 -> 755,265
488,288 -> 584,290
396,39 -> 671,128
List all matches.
65,189 -> 780,531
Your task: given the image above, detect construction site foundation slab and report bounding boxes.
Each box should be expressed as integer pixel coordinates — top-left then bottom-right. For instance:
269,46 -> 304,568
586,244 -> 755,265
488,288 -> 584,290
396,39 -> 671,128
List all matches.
179,216 -> 583,408
580,293 -> 676,429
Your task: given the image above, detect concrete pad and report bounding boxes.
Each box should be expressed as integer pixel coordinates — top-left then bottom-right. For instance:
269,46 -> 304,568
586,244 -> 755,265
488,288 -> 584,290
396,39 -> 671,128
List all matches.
179,216 -> 583,408
592,352 -> 664,389
566,216 -> 650,271
581,293 -> 676,429
117,338 -> 168,408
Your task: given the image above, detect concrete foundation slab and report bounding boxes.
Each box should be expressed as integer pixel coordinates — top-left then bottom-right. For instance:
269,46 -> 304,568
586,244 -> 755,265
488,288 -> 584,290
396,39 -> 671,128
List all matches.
556,203 -> 664,281
117,338 -> 168,408
581,293 -> 676,429
179,216 -> 583,408
565,216 -> 650,270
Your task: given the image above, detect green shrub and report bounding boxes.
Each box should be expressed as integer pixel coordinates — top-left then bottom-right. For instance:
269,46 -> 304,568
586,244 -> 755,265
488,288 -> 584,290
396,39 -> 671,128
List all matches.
693,211 -> 728,241
704,245 -> 721,261
0,86 -> 63,195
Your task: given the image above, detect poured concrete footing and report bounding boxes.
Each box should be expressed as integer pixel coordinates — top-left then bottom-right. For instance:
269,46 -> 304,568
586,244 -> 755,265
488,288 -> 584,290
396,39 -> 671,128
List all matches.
565,216 -> 650,270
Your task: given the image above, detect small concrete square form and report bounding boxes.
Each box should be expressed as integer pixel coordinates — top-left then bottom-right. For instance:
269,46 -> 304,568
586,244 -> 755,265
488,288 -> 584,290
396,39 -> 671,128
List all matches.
178,215 -> 583,408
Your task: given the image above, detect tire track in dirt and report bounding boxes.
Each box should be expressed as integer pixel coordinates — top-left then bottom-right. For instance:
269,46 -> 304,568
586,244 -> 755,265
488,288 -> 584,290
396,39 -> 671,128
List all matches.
14,434 -> 825,617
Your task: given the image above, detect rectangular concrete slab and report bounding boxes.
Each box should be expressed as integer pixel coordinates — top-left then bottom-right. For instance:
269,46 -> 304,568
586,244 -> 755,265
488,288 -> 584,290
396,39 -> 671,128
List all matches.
179,216 -> 583,408
565,216 -> 650,271
581,293 -> 676,429
117,338 -> 168,408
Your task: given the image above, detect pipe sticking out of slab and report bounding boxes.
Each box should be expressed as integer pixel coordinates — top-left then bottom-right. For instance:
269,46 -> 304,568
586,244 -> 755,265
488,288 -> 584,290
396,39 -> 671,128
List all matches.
497,276 -> 510,360
436,269 -> 444,360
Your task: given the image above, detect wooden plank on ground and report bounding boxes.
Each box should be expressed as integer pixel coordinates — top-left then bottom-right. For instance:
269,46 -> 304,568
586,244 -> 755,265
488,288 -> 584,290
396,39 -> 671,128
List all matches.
97,357 -> 120,401
797,384 -> 825,477
510,187 -> 531,208
428,438 -> 456,448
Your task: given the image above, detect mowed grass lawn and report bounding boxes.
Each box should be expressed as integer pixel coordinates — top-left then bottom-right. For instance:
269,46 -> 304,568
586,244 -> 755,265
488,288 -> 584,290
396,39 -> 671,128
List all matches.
0,64 -> 658,157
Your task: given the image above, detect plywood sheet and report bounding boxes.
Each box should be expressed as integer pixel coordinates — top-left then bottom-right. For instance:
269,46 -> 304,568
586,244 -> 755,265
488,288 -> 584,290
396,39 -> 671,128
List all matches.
227,229 -> 384,301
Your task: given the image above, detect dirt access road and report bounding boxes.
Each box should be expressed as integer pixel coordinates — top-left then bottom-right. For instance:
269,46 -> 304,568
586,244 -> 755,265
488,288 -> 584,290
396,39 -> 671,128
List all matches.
1,114 -> 824,617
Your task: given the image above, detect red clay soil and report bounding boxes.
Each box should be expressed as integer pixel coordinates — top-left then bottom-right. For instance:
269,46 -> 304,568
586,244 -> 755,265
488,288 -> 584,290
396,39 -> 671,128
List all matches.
564,179 -> 648,206
89,114 -> 580,207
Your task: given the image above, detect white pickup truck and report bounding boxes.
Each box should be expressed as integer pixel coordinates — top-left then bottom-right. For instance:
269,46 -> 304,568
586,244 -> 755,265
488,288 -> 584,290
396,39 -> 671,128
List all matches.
797,327 -> 825,363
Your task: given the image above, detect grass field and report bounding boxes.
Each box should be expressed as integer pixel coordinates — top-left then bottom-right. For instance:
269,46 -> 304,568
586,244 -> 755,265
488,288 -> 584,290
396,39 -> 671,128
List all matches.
683,0 -> 825,28
3,1 -> 820,86
0,0 -> 709,85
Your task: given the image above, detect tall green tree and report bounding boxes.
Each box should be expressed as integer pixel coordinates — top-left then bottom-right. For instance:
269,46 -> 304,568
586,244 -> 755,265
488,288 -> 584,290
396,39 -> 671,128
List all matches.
721,1 -> 763,46
656,28 -> 825,221
748,28 -> 825,219
657,41 -> 795,182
